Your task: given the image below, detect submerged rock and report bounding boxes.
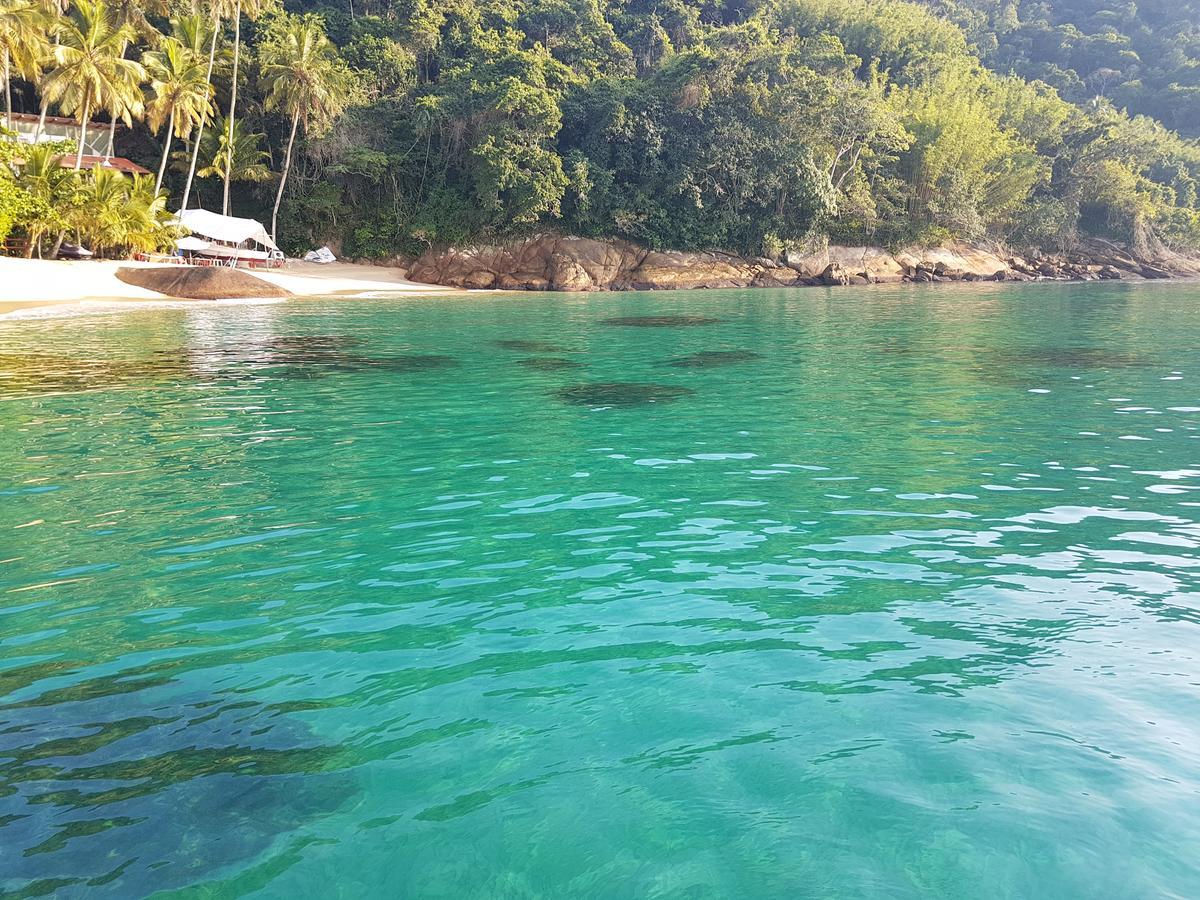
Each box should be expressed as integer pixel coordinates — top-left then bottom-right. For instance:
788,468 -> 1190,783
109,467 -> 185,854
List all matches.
495,339 -> 577,353
277,353 -> 458,378
555,382 -> 695,406
665,350 -> 763,368
601,315 -> 725,327
517,357 -> 583,370
992,347 -> 1150,369
267,335 -> 364,353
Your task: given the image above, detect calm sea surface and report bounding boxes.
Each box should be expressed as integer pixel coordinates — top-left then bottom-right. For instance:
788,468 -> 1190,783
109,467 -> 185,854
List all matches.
1,282 -> 1199,898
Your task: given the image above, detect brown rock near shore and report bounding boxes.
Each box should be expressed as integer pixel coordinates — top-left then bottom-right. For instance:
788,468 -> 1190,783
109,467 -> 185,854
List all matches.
405,233 -> 1198,293
116,266 -> 292,300
617,250 -> 758,290
408,236 -> 646,291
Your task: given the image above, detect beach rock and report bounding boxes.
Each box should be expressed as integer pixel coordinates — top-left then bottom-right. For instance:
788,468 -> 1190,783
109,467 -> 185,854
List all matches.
896,243 -> 1011,279
819,263 -> 851,286
404,233 -> 1196,293
752,269 -> 803,287
408,235 -> 645,291
115,266 -> 291,300
617,250 -> 758,290
1139,263 -> 1173,279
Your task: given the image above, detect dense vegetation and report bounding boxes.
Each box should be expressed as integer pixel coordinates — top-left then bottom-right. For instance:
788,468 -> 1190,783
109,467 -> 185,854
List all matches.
930,0 -> 1200,136
2,0 -> 1200,259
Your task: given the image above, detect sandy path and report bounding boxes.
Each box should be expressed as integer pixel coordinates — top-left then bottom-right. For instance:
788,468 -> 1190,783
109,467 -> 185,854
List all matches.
0,257 -> 457,315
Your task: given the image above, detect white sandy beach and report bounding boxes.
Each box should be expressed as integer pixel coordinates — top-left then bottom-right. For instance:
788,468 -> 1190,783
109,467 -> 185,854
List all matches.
0,256 -> 456,315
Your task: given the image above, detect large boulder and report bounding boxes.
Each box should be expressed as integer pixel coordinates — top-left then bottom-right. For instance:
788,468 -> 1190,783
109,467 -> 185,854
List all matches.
895,243 -> 1010,279
827,246 -> 907,281
818,263 -> 850,286
116,266 -> 290,299
408,235 -> 645,291
616,250 -> 758,290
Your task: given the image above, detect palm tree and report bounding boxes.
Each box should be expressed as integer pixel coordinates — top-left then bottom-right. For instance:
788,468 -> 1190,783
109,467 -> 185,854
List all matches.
144,30 -> 212,193
180,0 -> 238,212
101,0 -> 165,155
15,141 -> 78,256
32,0 -> 68,143
74,165 -> 175,256
100,57 -> 144,156
221,0 -> 262,216
74,163 -> 126,252
0,0 -> 50,123
123,171 -> 177,251
185,113 -> 270,210
40,0 -> 144,170
261,15 -> 350,241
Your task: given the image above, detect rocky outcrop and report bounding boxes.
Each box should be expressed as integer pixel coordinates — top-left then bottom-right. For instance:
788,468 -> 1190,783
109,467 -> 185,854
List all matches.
406,233 -> 1198,292
407,236 -> 640,291
116,266 -> 290,299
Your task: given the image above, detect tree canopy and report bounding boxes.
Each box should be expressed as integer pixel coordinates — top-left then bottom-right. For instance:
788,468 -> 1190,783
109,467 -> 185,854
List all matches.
2,0 -> 1200,259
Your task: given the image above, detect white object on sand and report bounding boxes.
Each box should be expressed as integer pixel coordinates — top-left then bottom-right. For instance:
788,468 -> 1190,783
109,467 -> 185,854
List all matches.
304,246 -> 337,264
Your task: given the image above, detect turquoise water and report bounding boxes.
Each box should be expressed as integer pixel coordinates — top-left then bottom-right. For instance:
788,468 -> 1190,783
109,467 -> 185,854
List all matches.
2,282 -> 1199,898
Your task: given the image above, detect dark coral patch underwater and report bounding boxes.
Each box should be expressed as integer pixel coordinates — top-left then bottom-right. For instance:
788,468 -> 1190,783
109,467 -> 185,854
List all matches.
601,315 -> 726,327
555,382 -> 695,406
494,339 -> 579,353
517,357 -> 583,370
665,350 -> 763,368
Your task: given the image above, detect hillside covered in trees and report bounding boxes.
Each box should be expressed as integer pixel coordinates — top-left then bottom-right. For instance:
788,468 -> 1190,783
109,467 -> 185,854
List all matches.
929,0 -> 1200,136
3,0 -> 1200,261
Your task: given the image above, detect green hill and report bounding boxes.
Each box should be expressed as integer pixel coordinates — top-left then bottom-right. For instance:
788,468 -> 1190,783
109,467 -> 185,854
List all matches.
266,0 -> 1200,259
927,0 -> 1200,136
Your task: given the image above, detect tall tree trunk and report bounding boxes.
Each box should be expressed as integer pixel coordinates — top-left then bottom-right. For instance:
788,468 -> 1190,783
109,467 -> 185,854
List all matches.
181,17 -> 219,211
34,35 -> 58,141
4,51 -> 11,128
271,107 -> 299,243
35,99 -> 49,141
156,108 -> 174,194
223,0 -> 241,216
74,94 -> 90,170
107,36 -> 131,158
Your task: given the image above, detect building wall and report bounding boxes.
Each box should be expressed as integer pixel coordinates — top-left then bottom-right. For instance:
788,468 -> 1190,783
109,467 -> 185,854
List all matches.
2,116 -> 108,156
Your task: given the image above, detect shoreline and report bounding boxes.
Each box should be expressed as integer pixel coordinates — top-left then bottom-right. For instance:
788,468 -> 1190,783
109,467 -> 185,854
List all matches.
406,235 -> 1200,292
0,257 -> 461,317
3,246 -> 1198,320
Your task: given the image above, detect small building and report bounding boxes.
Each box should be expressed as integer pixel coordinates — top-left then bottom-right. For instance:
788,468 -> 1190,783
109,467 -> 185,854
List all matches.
1,111 -> 150,175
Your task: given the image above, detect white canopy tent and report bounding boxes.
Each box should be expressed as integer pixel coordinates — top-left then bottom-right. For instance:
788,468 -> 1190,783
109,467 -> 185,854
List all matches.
173,209 -> 279,251
175,235 -> 211,251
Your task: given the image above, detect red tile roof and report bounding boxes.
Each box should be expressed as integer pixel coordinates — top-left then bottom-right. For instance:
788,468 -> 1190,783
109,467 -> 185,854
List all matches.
4,111 -> 124,129
65,155 -> 151,175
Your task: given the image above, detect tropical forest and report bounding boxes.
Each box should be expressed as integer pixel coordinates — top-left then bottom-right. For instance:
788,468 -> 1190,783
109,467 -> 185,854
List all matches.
1,0 -> 1199,260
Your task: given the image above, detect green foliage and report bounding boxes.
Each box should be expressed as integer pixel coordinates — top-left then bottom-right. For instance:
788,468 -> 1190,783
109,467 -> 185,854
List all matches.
0,133 -> 37,245
0,137 -> 178,257
11,141 -> 76,252
73,166 -> 179,255
40,0 -> 146,168
265,0 -> 1200,256
930,0 -> 1200,137
8,0 -> 1200,258
189,114 -> 272,183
